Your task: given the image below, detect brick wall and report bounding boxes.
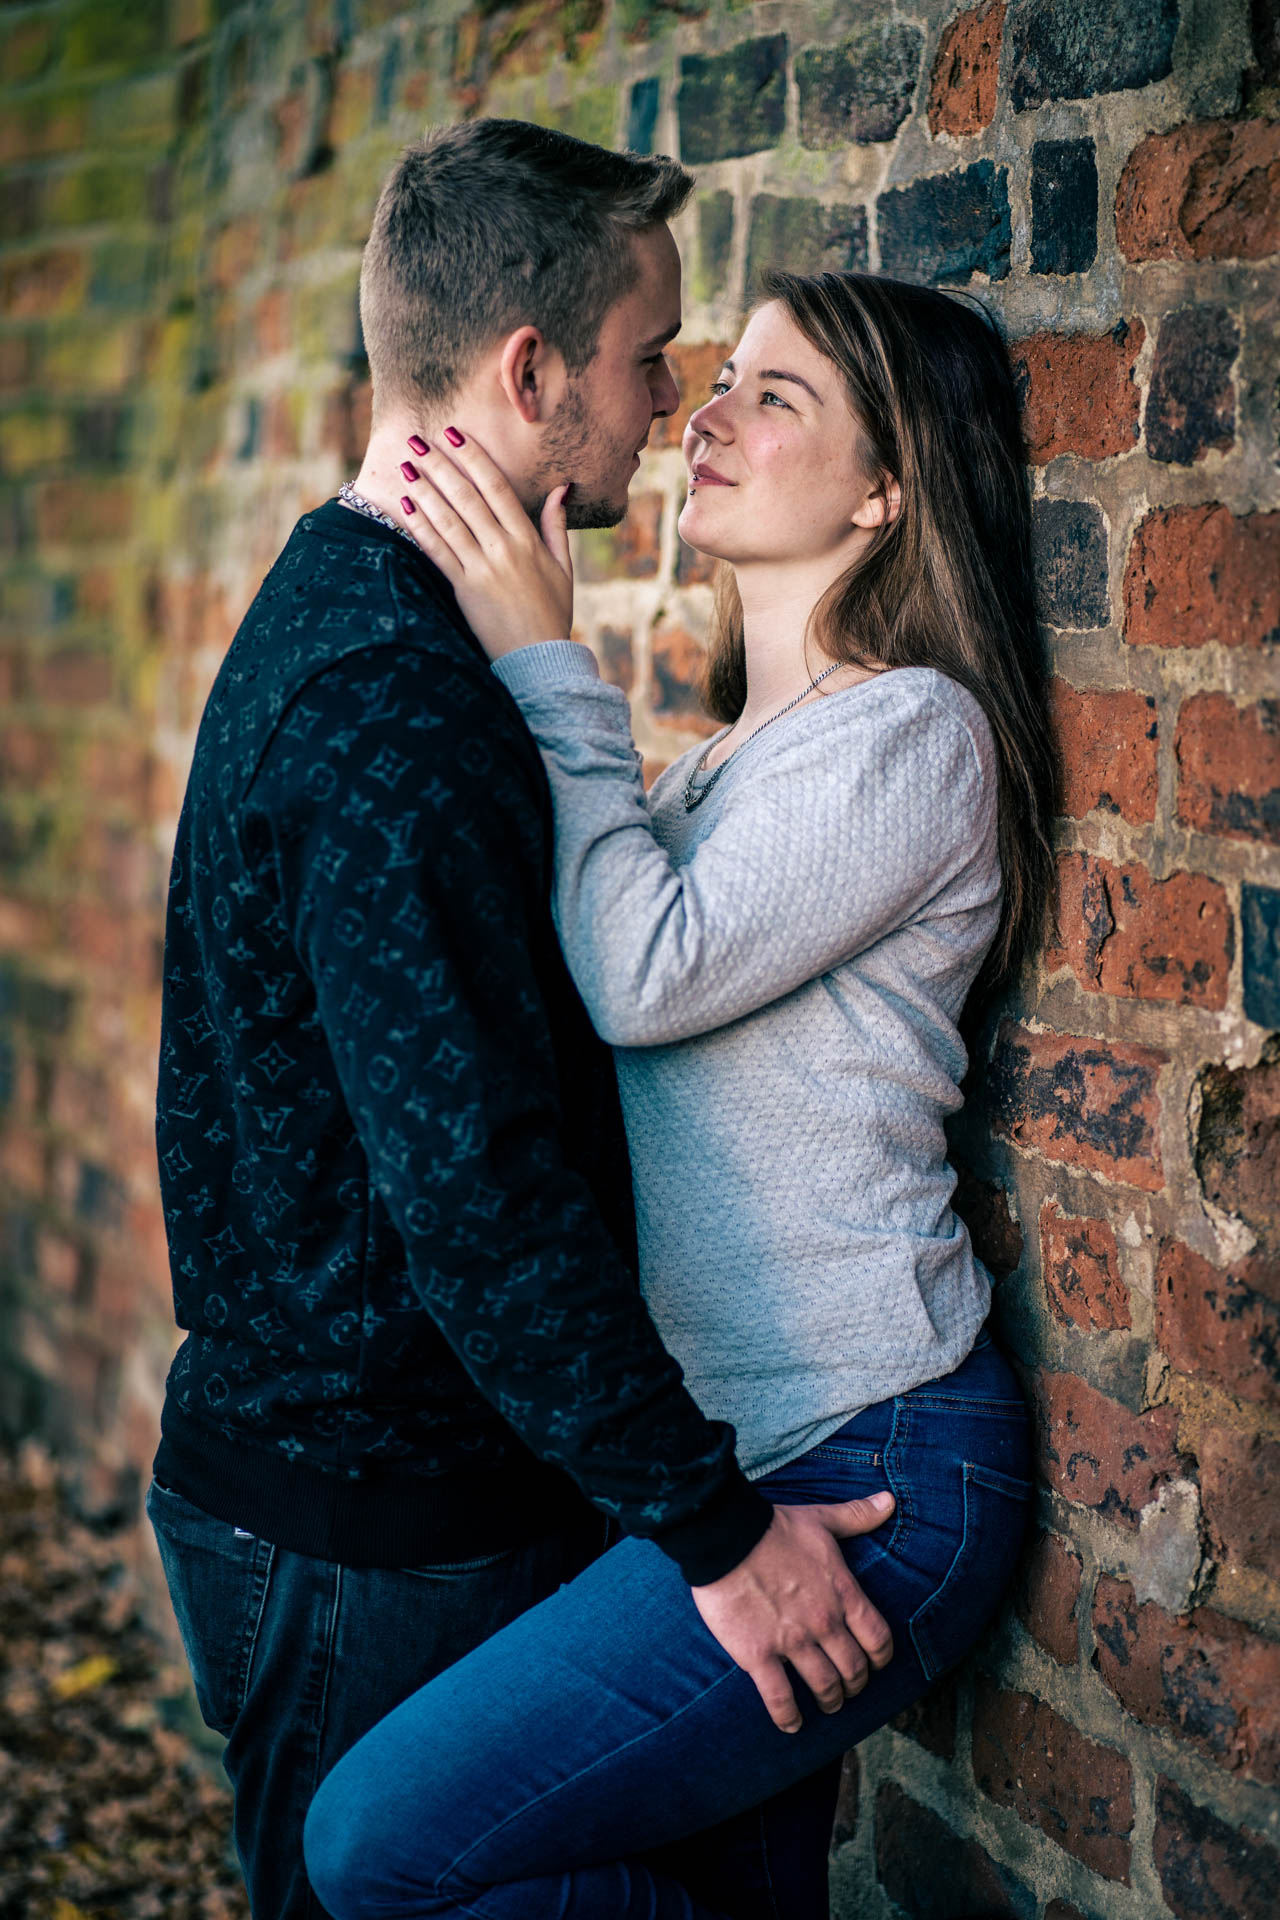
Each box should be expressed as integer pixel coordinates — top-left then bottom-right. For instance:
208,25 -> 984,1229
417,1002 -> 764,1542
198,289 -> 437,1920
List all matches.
1,2 -> 1277,1913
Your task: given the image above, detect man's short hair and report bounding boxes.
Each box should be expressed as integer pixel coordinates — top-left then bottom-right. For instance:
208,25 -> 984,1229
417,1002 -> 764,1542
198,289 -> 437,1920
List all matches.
360,118 -> 693,420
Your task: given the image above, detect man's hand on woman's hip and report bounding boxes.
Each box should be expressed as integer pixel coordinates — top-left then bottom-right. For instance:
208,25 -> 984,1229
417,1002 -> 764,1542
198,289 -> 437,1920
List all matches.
690,1493 -> 895,1733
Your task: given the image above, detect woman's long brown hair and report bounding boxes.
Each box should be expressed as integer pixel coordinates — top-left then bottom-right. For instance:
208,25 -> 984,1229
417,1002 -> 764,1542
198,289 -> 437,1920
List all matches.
702,269 -> 1057,998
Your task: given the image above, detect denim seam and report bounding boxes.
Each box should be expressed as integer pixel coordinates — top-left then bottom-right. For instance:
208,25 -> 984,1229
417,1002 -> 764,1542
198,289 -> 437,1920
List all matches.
757,1799 -> 782,1920
235,1537 -> 276,1720
303,1562 -> 344,1920
884,1397 -> 913,1555
440,1662 -> 748,1897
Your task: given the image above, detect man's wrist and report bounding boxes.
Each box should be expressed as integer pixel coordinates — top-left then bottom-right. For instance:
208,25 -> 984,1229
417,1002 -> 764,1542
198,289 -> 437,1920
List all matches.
646,1472 -> 774,1587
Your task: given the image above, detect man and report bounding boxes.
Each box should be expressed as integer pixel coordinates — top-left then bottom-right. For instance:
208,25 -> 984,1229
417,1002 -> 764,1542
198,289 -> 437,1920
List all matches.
151,119 -> 891,1920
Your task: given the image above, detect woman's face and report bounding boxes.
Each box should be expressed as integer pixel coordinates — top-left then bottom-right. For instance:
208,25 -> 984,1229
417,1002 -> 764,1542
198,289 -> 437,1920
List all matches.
678,302 -> 876,568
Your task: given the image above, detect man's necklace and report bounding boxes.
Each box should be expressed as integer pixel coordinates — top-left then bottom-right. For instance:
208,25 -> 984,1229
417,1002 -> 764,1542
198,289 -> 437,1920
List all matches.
683,661 -> 844,812
338,480 -> 420,549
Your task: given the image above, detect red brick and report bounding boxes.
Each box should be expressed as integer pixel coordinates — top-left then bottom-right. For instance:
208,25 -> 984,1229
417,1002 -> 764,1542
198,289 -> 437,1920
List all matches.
81,737 -> 154,813
254,287 -> 290,358
34,481 -> 134,546
927,1 -> 1005,138
1039,1201 -> 1130,1331
1049,679 -> 1158,824
320,378 -> 372,469
1156,1240 -> 1280,1410
575,493 -> 662,583
0,725 -> 61,792
1036,1370 -> 1180,1528
28,650 -> 113,707
650,623 -> 717,736
2,16 -> 57,84
889,1670 -> 957,1758
1013,322 -> 1144,463
1176,694 -> 1280,844
972,1687 -> 1133,1879
1047,852 -> 1232,1011
1117,119 -> 1280,263
647,341 -> 732,452
0,95 -> 89,165
596,626 -> 634,695
875,1779 -> 1036,1912
1154,1774 -> 1280,1920
0,336 -> 35,395
1200,1427 -> 1280,1582
0,247 -> 88,319
1194,1042 -> 1280,1250
208,216 -> 262,292
989,1023 -> 1166,1191
952,1163 -> 1023,1279
1124,504 -> 1280,650
1093,1575 -> 1280,1783
1016,1530 -> 1084,1663
36,1229 -> 81,1298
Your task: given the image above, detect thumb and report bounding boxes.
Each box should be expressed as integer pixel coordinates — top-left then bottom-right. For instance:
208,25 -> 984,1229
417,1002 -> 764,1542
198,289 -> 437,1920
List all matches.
541,482 -> 572,579
810,1491 -> 895,1539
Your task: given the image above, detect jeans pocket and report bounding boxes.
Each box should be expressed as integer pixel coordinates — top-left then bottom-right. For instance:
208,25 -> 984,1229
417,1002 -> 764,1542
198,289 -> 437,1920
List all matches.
146,1479 -> 274,1737
907,1463 -> 1031,1683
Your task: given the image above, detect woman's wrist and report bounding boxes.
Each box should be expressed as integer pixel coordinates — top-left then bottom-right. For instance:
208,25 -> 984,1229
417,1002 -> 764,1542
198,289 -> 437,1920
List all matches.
491,640 -> 600,695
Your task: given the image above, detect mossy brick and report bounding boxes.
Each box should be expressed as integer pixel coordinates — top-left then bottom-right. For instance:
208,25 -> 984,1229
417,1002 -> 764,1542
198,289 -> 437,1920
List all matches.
877,162 -> 1010,283
0,91 -> 91,166
1,16 -> 59,86
618,0 -> 707,43
171,0 -> 212,48
796,22 -> 923,148
693,191 -> 734,304
0,175 -> 44,245
745,196 -> 867,294
62,0 -> 170,74
88,237 -> 163,311
542,87 -> 618,150
330,61 -> 375,148
40,322 -> 140,396
1032,497 -> 1109,628
0,413 -> 73,479
1030,137 -> 1098,274
1145,307 -> 1239,466
1008,0 -> 1178,110
44,161 -> 152,231
626,75 -> 660,154
88,72 -> 179,148
1243,885 -> 1280,1030
0,247 -> 88,320
678,37 -> 787,165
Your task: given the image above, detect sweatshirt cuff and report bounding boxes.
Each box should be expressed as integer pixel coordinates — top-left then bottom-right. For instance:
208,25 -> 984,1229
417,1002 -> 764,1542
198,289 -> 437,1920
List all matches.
646,1471 -> 774,1586
491,641 -> 600,696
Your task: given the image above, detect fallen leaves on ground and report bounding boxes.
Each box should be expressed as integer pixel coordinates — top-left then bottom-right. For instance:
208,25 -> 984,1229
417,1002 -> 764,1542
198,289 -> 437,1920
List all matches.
0,1443 -> 248,1919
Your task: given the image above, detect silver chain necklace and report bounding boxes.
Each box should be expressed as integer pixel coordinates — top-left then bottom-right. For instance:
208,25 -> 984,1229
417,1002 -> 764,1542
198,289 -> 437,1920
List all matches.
338,479 -> 420,549
683,661 -> 844,812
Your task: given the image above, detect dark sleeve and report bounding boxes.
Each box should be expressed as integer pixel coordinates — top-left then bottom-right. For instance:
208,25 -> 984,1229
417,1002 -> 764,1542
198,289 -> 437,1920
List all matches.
242,645 -> 771,1585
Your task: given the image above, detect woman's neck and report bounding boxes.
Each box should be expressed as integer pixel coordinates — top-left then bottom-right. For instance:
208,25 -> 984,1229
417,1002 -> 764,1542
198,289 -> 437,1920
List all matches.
732,555 -> 854,727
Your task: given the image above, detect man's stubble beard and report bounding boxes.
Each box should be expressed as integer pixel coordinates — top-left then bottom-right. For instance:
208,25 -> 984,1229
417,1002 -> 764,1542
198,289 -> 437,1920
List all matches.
531,378 -> 631,531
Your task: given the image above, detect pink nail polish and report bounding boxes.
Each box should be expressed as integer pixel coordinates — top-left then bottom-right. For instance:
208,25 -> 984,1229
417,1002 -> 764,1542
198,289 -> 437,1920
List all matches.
444,426 -> 465,447
400,496 -> 416,514
407,435 -> 429,455
400,461 -> 418,481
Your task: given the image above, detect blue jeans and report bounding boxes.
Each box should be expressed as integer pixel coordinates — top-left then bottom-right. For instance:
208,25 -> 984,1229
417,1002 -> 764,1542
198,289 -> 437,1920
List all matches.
146,1479 -> 609,1920
303,1333 -> 1032,1920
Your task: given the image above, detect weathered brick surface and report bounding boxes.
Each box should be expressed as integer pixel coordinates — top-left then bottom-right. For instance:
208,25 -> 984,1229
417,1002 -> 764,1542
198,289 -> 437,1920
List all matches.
1039,1201 -> 1130,1331
1153,1775 -> 1280,1920
1032,498 -> 1110,629
1124,504 -> 1280,650
1016,1529 -> 1084,1662
1192,1041 -> 1280,1250
1199,1427 -> 1280,1582
1145,307 -> 1239,466
1013,322 -> 1143,463
878,161 -> 1011,283
1116,118 -> 1280,262
1049,680 -> 1159,823
1047,851 -> 1232,1010
677,38 -> 787,164
1242,884 -> 1280,1031
1030,137 -> 1098,274
650,623 -> 716,734
796,22 -> 923,147
1036,1370 -> 1180,1526
1175,694 -> 1280,844
1094,1576 -> 1280,1783
972,1688 -> 1134,1879
952,1164 -> 1024,1278
744,196 -> 868,294
927,0 -> 1005,138
1156,1240 -> 1280,1409
875,1780 -> 1037,1916
1009,0 -> 1178,110
988,1024 -> 1166,1190
647,342 -> 731,453
889,1670 -> 957,1758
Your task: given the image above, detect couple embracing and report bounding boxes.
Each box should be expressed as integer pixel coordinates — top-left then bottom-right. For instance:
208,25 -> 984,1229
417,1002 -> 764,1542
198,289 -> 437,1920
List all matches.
151,118 -> 1055,1919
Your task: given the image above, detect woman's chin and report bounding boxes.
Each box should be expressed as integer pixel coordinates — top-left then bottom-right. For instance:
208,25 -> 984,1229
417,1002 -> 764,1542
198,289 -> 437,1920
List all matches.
676,503 -> 730,565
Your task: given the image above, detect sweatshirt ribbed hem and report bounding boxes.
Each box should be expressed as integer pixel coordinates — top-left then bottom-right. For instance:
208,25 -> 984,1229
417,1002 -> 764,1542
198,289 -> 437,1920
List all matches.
492,640 -> 599,693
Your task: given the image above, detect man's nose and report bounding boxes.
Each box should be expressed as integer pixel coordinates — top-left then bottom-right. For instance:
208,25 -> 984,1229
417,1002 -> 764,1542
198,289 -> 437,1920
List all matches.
652,357 -> 681,418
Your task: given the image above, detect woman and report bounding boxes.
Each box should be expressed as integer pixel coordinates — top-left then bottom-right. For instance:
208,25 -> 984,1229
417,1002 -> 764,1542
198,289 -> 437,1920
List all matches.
303,270 -> 1055,1918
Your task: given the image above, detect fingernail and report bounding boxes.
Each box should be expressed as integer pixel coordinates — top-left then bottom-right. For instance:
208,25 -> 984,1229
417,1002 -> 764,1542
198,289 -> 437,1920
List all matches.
399,461 -> 418,481
400,496 -> 416,515
407,435 -> 429,455
871,1491 -> 894,1512
444,426 -> 465,447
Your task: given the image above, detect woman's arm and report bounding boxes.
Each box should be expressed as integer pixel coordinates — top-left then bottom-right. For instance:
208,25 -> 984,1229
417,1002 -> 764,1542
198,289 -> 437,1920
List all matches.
495,649 -> 1001,1047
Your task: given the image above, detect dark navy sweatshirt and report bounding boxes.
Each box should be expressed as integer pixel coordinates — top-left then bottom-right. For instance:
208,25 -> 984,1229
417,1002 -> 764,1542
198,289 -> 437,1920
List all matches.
153,498 -> 771,1581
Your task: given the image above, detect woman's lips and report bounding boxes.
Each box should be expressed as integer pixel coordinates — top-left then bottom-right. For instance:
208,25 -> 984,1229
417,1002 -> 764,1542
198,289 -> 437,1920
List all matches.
690,465 -> 733,486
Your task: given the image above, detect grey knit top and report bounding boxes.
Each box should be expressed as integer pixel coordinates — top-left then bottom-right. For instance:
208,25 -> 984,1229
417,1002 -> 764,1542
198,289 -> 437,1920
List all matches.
492,643 -> 1003,1477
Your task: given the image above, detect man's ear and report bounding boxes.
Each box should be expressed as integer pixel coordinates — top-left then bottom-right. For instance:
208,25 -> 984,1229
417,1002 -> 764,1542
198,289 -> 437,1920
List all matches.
851,475 -> 902,531
497,326 -> 563,424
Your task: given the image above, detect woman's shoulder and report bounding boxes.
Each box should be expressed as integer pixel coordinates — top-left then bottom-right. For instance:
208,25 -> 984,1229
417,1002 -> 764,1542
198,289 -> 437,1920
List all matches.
805,664 -> 995,766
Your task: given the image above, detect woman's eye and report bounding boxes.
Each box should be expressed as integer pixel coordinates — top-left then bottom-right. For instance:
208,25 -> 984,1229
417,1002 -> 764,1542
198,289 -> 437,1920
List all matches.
761,389 -> 788,407
708,380 -> 730,396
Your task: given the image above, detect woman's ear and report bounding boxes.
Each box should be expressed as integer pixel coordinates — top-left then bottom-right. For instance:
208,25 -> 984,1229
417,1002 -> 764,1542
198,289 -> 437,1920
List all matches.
851,476 -> 902,531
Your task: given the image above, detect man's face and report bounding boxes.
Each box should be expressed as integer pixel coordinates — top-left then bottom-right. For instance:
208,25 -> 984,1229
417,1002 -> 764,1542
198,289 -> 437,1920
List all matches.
533,224 -> 682,529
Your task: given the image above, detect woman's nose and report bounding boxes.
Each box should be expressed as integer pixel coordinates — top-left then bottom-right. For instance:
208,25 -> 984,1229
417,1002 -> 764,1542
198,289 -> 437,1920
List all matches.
687,392 -> 729,440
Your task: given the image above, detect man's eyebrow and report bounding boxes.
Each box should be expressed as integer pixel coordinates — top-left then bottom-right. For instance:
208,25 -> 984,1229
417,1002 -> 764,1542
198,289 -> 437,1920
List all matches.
639,322 -> 681,351
718,358 -> 824,404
